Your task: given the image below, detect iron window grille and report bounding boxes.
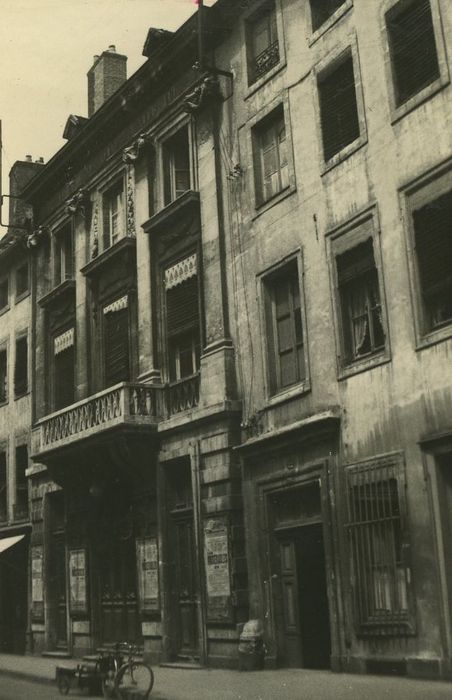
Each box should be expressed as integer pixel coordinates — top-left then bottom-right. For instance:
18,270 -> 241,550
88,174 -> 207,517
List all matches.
336,239 -> 386,363
318,51 -> 360,163
246,1 -> 279,86
412,188 -> 452,332
0,349 -> 7,404
253,107 -> 289,206
162,126 -> 191,207
310,0 -> 347,33
345,457 -> 414,636
14,335 -> 28,397
263,259 -> 306,394
386,0 -> 440,108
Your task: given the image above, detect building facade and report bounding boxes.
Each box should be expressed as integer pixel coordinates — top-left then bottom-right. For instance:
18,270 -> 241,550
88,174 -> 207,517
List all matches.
0,0 -> 451,680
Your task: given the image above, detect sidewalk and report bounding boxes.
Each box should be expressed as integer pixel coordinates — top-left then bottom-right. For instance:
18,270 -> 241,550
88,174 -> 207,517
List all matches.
1,653 -> 452,699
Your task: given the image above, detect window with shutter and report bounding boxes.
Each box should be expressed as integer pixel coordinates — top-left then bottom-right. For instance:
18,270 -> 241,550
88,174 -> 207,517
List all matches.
14,336 -> 28,397
318,52 -> 360,162
0,349 -> 7,404
254,107 -> 289,206
0,451 -> 6,522
246,1 -> 280,86
54,224 -> 74,286
53,328 -> 75,410
412,189 -> 452,331
263,259 -> 306,395
336,239 -> 386,363
103,297 -> 130,388
165,257 -> 201,382
162,126 -> 191,207
386,0 -> 440,107
310,0 -> 347,32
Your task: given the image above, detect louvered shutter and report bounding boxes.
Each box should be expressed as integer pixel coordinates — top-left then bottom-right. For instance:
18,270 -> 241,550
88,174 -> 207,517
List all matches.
413,190 -> 452,296
166,277 -> 199,337
104,305 -> 130,387
319,54 -> 360,162
336,239 -> 375,285
387,0 -> 440,107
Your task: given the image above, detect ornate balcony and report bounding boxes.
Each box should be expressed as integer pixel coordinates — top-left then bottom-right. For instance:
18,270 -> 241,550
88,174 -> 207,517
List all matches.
166,373 -> 200,416
35,382 -> 164,458
251,40 -> 280,83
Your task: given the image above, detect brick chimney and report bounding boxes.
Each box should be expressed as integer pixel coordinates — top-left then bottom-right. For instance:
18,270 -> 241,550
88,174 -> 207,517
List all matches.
87,45 -> 127,117
8,157 -> 45,227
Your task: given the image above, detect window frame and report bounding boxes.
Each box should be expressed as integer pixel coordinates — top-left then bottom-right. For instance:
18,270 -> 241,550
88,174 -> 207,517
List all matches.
52,221 -> 74,288
0,276 -> 9,315
156,118 -> 196,212
242,0 -> 286,99
382,0 -> 449,124
313,39 -> 368,175
249,98 -> 296,215
51,326 -> 76,411
101,294 -> 132,389
101,174 -> 126,252
14,331 -> 29,399
344,453 -> 415,637
258,251 -> 310,402
0,343 -> 8,405
15,261 -> 30,302
401,159 -> 452,349
327,204 -> 391,379
308,0 -> 353,45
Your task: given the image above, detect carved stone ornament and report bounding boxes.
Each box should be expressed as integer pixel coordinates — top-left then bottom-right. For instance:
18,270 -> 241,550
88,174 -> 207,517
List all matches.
182,74 -> 221,114
122,132 -> 150,164
26,225 -> 49,250
126,165 -> 135,237
65,188 -> 89,216
91,202 -> 99,259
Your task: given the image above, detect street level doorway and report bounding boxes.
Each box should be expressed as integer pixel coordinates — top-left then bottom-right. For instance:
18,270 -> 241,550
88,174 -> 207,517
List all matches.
269,481 -> 331,668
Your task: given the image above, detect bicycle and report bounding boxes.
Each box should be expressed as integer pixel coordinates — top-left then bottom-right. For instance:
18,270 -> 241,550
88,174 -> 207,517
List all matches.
100,642 -> 154,699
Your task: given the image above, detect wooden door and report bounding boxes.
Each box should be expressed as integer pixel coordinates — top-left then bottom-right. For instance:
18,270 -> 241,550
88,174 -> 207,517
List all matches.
100,537 -> 140,644
53,535 -> 68,648
278,540 -> 303,666
174,511 -> 199,657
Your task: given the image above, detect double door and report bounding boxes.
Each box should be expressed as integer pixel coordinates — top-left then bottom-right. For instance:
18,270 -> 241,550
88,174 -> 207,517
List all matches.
99,536 -> 140,644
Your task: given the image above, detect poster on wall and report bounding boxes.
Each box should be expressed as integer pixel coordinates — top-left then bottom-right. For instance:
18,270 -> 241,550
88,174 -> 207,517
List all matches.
69,549 -> 87,614
204,518 -> 231,620
31,545 -> 44,619
136,538 -> 159,611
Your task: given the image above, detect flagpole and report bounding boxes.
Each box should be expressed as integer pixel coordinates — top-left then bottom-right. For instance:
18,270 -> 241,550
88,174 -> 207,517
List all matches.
197,0 -> 204,71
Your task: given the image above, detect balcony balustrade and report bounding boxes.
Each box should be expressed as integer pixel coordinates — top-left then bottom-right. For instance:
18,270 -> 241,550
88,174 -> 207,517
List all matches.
35,375 -> 202,457
252,40 -> 280,82
36,382 -> 164,455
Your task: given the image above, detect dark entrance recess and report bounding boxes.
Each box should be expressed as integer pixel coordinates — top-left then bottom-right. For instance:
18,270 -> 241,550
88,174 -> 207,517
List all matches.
0,536 -> 28,653
48,492 -> 68,650
270,481 -> 331,669
166,459 -> 199,661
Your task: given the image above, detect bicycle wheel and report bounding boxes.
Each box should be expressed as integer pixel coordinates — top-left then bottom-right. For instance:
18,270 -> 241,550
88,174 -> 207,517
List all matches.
114,661 -> 154,699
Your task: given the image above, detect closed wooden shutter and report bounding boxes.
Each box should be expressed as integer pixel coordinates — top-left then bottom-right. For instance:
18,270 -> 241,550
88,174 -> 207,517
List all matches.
0,350 -> 6,403
54,346 -> 75,410
166,277 -> 199,337
387,0 -> 439,107
319,54 -> 360,162
413,190 -> 452,296
104,305 -> 130,387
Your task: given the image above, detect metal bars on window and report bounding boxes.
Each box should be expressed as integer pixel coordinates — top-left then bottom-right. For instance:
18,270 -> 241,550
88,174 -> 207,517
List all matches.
345,458 -> 413,636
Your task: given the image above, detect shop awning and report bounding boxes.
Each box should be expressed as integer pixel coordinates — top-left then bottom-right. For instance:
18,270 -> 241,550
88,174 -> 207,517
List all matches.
0,534 -> 25,554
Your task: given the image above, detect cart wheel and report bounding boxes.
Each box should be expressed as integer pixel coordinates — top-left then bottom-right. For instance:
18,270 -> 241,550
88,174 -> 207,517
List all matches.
58,676 -> 71,695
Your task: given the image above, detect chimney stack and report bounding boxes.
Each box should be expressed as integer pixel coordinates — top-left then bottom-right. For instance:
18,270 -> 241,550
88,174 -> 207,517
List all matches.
9,157 -> 45,227
87,45 -> 127,117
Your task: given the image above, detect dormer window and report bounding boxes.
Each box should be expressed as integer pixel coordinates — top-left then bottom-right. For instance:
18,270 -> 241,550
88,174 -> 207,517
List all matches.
103,179 -> 125,249
162,125 -> 191,207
